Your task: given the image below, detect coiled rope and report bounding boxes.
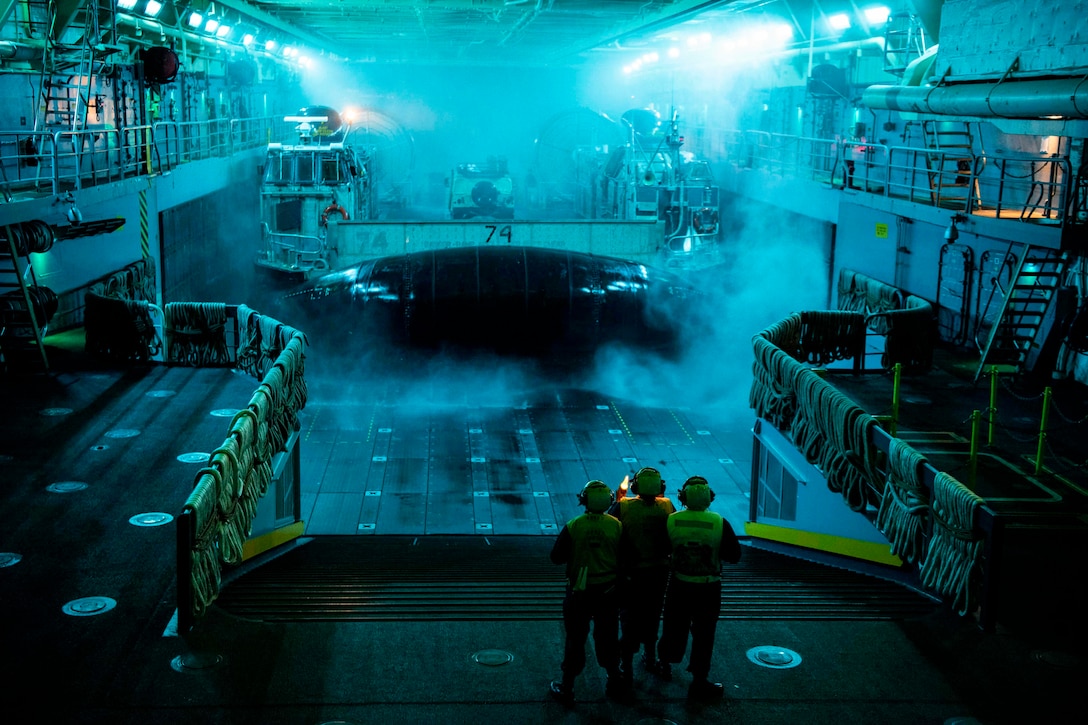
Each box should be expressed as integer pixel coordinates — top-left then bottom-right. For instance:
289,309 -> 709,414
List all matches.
84,259 -> 160,361
799,311 -> 866,365
166,302 -> 229,366
919,472 -> 985,616
183,471 -> 223,620
181,305 -> 308,625
876,438 -> 930,564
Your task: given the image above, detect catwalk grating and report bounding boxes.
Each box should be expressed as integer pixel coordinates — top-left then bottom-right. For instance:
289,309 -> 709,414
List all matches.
214,535 -> 938,622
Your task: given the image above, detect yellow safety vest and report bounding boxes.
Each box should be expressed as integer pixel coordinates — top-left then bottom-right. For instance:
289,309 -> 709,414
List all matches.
667,510 -> 724,583
566,512 -> 622,591
616,497 -> 675,569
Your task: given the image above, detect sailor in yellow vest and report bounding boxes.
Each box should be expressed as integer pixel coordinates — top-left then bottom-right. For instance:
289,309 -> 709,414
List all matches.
657,476 -> 742,700
607,466 -> 676,684
549,480 -> 625,705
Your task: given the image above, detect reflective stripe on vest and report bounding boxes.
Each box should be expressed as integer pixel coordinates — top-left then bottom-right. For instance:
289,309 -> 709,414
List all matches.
667,511 -> 724,583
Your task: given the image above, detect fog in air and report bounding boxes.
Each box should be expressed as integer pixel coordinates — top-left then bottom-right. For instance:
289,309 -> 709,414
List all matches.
248,50 -> 831,423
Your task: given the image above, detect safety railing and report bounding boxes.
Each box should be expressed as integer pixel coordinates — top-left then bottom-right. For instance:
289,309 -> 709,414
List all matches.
53,128 -> 126,192
153,118 -> 234,171
750,311 -> 1002,630
0,131 -> 58,199
984,153 -> 1071,222
741,131 -> 839,183
0,115 -> 289,201
260,228 -> 328,274
171,303 -> 307,635
728,130 -> 1079,227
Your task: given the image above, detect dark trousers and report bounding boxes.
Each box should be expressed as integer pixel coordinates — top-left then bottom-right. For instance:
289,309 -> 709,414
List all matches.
561,584 -> 620,679
619,566 -> 670,658
657,577 -> 722,680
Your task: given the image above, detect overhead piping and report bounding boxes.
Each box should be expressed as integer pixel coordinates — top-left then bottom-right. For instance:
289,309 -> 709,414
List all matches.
862,76 -> 1088,119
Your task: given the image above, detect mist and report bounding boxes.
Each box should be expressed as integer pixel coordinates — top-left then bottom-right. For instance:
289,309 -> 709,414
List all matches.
268,50 -> 829,420
576,216 -> 830,415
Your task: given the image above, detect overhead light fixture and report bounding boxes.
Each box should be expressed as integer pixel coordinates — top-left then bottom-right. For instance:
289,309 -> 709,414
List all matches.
828,13 -> 851,31
944,213 -> 967,241
205,18 -> 220,33
772,23 -> 794,43
187,12 -> 203,28
265,39 -> 278,52
864,6 -> 891,25
144,0 -> 163,17
118,0 -> 138,10
216,25 -> 231,39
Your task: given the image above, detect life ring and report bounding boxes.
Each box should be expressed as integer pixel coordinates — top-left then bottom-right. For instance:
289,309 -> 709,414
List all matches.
320,204 -> 349,226
692,208 -> 718,234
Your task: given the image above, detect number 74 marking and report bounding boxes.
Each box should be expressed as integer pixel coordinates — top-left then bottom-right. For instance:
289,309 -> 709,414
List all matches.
485,225 -> 512,244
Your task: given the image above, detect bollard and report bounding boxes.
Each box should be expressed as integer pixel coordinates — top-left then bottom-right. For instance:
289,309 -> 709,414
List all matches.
969,409 -> 980,487
891,363 -> 902,437
1035,387 -> 1052,476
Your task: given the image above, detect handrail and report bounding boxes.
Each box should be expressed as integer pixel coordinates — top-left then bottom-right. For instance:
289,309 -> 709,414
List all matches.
1,115 -> 290,201
750,310 -> 1001,629
172,303 -> 307,635
729,130 -> 1078,227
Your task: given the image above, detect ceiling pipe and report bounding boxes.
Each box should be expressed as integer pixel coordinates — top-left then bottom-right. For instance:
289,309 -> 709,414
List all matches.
862,76 -> 1088,119
0,40 -> 43,62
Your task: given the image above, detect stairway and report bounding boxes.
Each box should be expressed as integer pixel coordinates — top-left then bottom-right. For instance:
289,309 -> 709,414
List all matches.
975,245 -> 1067,382
923,121 -> 981,211
214,536 -> 937,622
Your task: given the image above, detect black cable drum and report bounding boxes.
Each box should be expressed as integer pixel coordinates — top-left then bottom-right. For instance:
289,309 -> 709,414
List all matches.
277,246 -> 696,362
0,285 -> 58,329
3,220 -> 55,256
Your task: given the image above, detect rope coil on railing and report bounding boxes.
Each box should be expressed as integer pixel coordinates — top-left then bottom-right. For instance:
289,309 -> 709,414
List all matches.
178,304 -> 308,633
84,259 -> 160,361
752,302 -> 989,618
919,472 -> 985,616
185,470 -> 224,620
876,439 -> 930,564
165,302 -> 230,366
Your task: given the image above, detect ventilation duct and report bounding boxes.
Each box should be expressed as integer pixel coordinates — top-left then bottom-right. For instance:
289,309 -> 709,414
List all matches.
862,76 -> 1088,119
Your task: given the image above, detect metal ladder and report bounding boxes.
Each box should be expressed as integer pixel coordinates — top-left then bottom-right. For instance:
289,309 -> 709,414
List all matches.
882,12 -> 928,76
0,226 -> 51,373
974,245 -> 1067,382
922,120 -> 982,211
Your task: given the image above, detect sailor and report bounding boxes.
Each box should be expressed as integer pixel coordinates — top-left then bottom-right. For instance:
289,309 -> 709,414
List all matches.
549,480 -> 624,705
657,475 -> 742,700
608,466 -> 676,683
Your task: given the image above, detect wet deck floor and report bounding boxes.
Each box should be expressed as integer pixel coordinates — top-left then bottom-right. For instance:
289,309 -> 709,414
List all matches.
298,373 -> 755,536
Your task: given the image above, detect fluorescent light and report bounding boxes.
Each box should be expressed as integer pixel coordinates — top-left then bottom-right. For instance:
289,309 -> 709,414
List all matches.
864,6 -> 891,25
829,13 -> 851,31
205,19 -> 219,33
772,23 -> 794,43
144,0 -> 163,17
187,12 -> 203,28
118,0 -> 138,9
216,25 -> 231,39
